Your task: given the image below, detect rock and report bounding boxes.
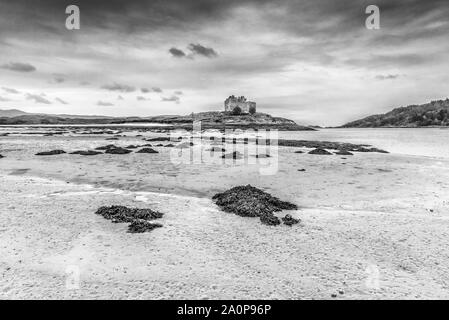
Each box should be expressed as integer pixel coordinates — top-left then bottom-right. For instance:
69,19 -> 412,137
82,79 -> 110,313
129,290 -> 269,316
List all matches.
125,145 -> 139,149
212,185 -> 298,221
278,139 -> 388,153
128,220 -> 163,233
95,144 -> 116,150
331,293 -> 337,298
221,151 -> 243,159
294,150 -> 304,153
256,154 -> 271,158
95,206 -> 164,233
260,213 -> 281,226
141,143 -> 153,147
35,150 -> 66,156
145,137 -> 174,142
136,147 -> 158,154
104,147 -> 132,154
335,150 -> 353,155
164,144 -> 175,147
354,147 -> 371,152
297,169 -> 306,172
95,205 -> 163,223
70,150 -> 103,156
369,148 -> 389,154
308,148 -> 332,155
282,214 -> 300,226
105,137 -> 119,140
0,154 -> 4,158
156,144 -> 164,147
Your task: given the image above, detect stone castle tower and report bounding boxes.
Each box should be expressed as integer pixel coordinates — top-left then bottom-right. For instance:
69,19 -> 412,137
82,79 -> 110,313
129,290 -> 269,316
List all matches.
224,95 -> 256,114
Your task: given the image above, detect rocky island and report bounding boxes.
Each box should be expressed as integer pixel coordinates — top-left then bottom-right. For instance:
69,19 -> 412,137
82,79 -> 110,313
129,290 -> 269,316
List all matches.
0,96 -> 313,131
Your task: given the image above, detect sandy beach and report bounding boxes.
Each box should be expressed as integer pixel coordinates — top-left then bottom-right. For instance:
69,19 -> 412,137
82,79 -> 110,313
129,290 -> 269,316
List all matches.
1,129 -> 449,299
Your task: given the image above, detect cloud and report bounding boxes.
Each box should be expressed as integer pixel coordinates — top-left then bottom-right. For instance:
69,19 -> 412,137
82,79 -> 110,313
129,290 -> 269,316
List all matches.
188,43 -> 218,58
375,74 -> 401,80
2,87 -> 20,94
0,96 -> 11,102
117,95 -> 124,100
169,47 -> 186,58
101,82 -> 136,92
55,97 -> 68,104
97,100 -> 114,106
137,96 -> 150,101
26,93 -> 51,104
174,91 -> 183,95
161,95 -> 180,104
1,62 -> 36,72
141,88 -> 150,93
151,87 -> 162,93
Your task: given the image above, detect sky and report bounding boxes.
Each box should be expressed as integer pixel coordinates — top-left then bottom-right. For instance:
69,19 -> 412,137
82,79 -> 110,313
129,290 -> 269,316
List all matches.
0,0 -> 448,126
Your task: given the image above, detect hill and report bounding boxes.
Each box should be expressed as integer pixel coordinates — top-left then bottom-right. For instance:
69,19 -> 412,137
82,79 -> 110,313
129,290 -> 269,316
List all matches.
342,98 -> 449,128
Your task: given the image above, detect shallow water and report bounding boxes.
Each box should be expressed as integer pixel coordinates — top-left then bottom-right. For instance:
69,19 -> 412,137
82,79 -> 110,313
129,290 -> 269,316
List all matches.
279,128 -> 449,158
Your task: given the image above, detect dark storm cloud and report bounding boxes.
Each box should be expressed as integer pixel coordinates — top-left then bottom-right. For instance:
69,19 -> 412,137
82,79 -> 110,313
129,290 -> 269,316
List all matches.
169,48 -> 186,58
1,62 -> 36,72
101,82 -> 136,92
26,93 -> 51,104
188,44 -> 218,58
1,0 -> 448,41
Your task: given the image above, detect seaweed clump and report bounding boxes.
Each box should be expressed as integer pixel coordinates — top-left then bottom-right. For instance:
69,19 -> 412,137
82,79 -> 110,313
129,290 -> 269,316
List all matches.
95,205 -> 163,233
212,185 -> 298,226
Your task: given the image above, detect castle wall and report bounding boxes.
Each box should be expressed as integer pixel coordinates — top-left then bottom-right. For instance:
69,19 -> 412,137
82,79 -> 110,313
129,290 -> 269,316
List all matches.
224,101 -> 254,113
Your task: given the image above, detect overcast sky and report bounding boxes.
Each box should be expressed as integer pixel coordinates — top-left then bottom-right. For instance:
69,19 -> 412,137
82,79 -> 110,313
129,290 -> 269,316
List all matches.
0,0 -> 448,126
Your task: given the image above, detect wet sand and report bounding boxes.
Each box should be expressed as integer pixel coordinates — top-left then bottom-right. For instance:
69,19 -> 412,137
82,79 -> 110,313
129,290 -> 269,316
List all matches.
1,133 -> 449,299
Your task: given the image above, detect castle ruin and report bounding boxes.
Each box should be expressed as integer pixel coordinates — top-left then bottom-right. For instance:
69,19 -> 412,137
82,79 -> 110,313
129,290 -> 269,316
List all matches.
224,95 -> 256,114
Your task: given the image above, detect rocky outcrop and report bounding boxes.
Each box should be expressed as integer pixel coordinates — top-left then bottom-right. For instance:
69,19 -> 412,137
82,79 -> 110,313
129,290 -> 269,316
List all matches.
95,205 -> 164,233
278,140 -> 389,154
70,150 -> 103,156
282,214 -> 300,226
136,147 -> 158,154
212,185 -> 298,226
105,147 -> 132,154
308,148 -> 332,155
128,220 -> 163,233
35,150 -> 66,156
335,150 -> 353,155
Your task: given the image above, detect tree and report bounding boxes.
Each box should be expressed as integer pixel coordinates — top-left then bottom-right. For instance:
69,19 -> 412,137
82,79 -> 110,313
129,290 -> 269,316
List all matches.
231,106 -> 242,115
